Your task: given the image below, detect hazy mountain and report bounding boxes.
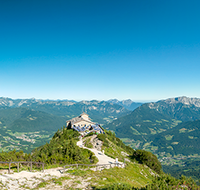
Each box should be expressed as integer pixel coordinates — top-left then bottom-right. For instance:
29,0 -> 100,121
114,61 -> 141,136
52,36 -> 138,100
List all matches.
149,96 -> 200,121
0,97 -> 130,124
107,99 -> 143,110
105,96 -> 200,146
105,103 -> 178,140
0,107 -> 66,132
0,107 -> 65,152
0,97 -> 76,108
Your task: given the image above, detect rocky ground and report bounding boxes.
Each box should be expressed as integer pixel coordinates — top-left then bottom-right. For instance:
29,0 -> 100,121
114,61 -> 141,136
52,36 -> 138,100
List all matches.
0,167 -> 94,189
0,136 -> 125,189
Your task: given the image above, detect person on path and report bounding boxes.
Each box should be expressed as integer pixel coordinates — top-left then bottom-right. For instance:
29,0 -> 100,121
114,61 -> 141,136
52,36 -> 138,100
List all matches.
115,157 -> 119,166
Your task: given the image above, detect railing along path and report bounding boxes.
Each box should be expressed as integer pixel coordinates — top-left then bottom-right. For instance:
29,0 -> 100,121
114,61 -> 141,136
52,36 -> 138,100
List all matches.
62,162 -> 125,172
0,161 -> 44,174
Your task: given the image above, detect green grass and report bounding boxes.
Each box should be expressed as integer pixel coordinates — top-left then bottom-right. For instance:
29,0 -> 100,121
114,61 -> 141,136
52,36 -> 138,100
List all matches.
66,162 -> 154,189
156,120 -> 162,123
84,137 -> 93,148
171,142 -> 179,145
165,135 -> 174,140
143,120 -> 152,122
103,138 -> 130,162
148,128 -> 157,134
130,127 -> 140,135
179,128 -> 187,133
36,176 -> 71,189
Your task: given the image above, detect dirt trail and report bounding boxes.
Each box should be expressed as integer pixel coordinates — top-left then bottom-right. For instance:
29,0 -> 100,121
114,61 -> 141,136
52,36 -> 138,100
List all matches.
77,137 -> 123,165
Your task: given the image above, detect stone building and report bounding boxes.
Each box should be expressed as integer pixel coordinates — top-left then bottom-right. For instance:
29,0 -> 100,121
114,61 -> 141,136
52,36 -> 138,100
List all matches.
66,112 -> 96,129
66,112 -> 104,135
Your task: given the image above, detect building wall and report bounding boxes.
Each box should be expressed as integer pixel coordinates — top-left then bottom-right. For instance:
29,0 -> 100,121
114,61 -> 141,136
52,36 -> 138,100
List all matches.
74,120 -> 94,127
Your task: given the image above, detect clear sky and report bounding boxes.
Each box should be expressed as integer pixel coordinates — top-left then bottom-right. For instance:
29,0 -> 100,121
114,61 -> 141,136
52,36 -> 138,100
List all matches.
0,0 -> 200,102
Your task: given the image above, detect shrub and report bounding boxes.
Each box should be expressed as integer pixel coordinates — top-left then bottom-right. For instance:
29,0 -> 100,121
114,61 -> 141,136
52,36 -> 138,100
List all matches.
84,138 -> 93,148
131,149 -> 162,174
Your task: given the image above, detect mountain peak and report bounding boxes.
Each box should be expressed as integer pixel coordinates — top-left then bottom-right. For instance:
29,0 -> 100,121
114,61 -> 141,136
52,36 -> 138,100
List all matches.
164,96 -> 200,107
107,99 -> 142,111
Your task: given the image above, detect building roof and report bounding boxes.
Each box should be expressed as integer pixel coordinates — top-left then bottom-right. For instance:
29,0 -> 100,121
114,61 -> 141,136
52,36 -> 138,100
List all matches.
80,112 -> 89,116
73,118 -> 95,125
66,112 -> 95,125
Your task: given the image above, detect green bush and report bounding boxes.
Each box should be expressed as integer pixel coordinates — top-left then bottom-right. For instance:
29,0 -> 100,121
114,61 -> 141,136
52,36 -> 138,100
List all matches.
97,134 -> 109,147
0,149 -> 31,162
84,132 -> 94,138
84,138 -> 93,148
141,174 -> 200,190
31,128 -> 97,165
131,149 -> 162,174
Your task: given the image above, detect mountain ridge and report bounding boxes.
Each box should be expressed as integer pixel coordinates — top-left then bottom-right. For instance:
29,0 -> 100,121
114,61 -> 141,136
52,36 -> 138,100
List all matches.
0,97 -> 130,124
107,98 -> 143,110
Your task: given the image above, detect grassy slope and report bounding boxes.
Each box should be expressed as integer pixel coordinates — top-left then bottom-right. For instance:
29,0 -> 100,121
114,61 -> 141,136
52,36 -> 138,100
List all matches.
67,162 -> 155,189
0,107 -> 67,132
105,104 -> 178,139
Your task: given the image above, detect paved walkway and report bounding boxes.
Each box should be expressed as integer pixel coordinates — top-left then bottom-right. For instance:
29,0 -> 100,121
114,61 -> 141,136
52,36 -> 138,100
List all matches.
77,138 -> 123,165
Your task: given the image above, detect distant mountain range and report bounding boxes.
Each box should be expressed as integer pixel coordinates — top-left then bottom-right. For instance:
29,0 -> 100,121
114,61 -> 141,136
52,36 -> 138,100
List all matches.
107,99 -> 143,110
0,97 -> 130,124
105,97 -> 200,154
105,96 -> 200,150
149,96 -> 200,121
0,97 -> 142,111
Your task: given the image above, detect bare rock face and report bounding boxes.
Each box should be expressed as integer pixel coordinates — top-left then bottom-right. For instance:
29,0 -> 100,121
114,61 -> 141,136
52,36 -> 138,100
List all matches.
146,96 -> 200,122
149,96 -> 200,109
164,96 -> 200,107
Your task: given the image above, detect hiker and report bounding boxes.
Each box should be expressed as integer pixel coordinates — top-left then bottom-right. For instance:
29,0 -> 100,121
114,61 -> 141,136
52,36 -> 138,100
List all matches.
115,157 -> 119,166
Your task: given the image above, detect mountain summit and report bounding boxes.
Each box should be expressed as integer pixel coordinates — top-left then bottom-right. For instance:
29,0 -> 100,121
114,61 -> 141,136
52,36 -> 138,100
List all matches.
162,96 -> 200,107
107,99 -> 143,110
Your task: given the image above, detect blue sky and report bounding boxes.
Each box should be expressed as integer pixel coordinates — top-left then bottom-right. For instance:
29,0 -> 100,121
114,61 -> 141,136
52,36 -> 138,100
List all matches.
0,0 -> 200,102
